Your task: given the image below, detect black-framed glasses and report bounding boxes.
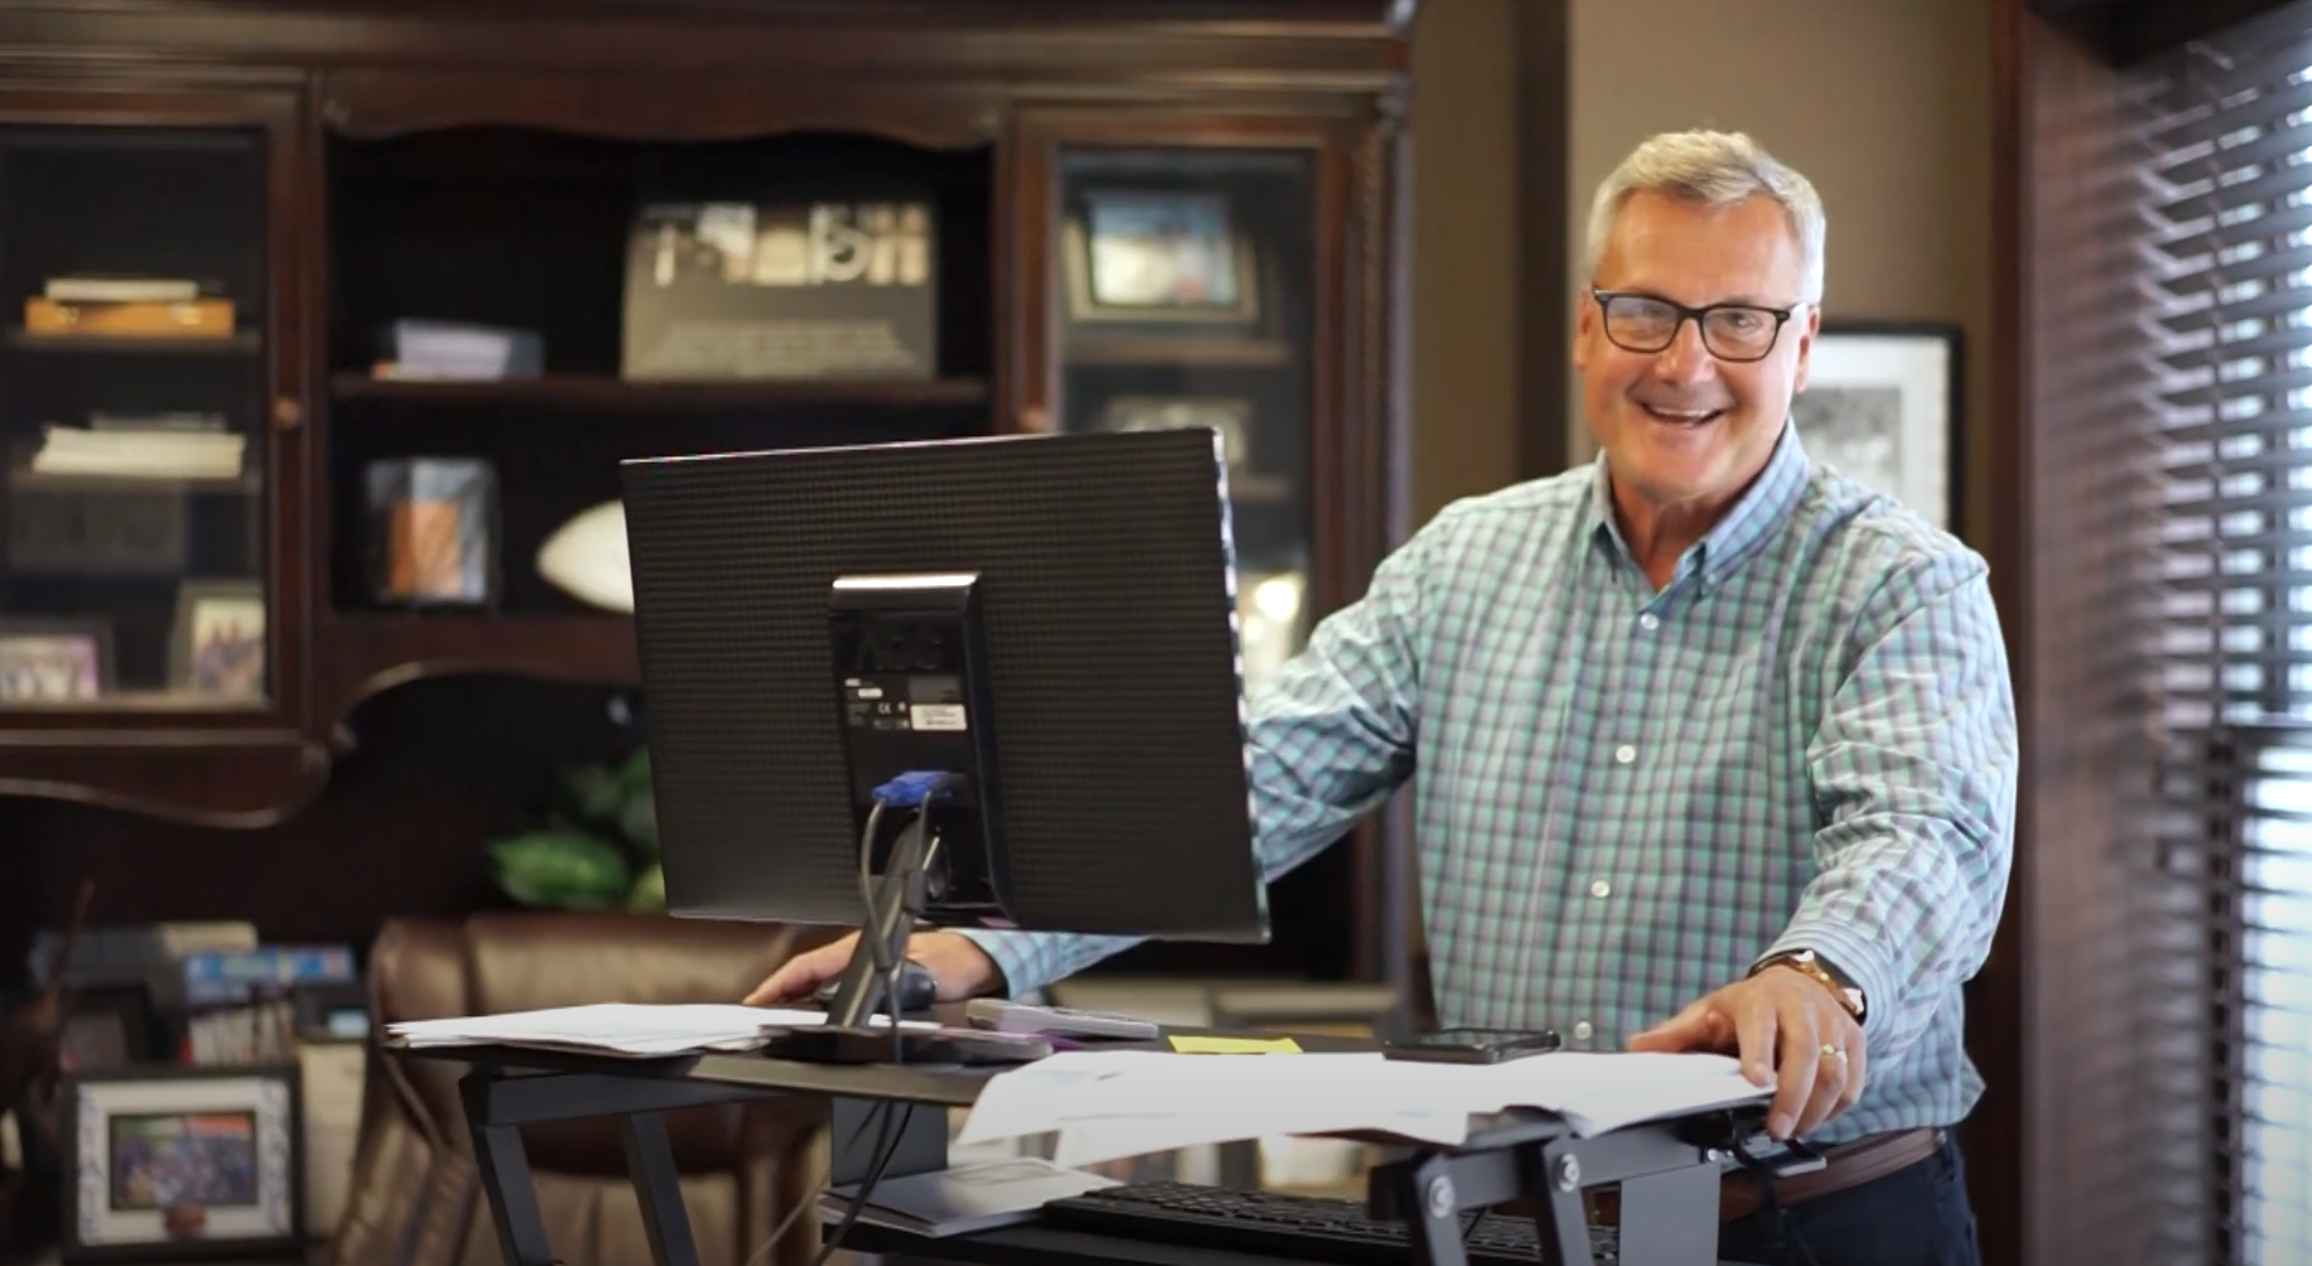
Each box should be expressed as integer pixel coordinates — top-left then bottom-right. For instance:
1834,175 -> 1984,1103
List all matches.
1591,289 -> 1803,363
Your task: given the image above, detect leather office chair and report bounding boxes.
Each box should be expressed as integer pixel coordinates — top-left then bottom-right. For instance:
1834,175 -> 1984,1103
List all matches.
329,912 -> 833,1266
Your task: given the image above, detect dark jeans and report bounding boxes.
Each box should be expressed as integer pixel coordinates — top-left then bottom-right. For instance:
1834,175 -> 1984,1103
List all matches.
1716,1131 -> 1982,1266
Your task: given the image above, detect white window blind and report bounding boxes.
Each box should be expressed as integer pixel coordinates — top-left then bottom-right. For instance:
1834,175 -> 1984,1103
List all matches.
2144,6 -> 2312,1258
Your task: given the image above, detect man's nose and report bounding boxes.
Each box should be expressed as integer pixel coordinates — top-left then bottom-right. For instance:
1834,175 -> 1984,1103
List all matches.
1652,319 -> 1717,382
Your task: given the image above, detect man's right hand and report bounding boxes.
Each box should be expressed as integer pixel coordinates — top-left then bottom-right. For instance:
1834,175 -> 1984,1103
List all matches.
743,929 -> 1005,1007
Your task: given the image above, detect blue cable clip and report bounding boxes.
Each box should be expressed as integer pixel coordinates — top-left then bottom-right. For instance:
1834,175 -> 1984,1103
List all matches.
872,770 -> 961,808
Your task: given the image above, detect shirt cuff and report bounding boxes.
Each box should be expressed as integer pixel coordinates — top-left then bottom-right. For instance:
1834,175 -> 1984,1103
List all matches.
951,927 -> 1033,998
1756,922 -> 1896,1048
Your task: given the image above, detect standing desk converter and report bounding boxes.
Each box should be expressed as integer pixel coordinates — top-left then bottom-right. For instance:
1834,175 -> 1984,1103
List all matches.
388,1027 -> 1777,1266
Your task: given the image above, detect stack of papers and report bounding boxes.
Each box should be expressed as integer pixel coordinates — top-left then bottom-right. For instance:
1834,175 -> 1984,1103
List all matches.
385,1003 -> 932,1058
954,1049 -> 1769,1166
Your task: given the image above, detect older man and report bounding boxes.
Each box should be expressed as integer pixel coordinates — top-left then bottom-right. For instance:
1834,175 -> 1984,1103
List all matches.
751,129 -> 2014,1266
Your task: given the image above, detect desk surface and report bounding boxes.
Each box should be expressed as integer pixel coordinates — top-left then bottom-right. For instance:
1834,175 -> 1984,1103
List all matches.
384,1004 -> 1388,1114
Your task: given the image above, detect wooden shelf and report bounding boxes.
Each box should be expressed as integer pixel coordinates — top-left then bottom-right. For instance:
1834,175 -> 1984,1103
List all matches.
319,611 -> 638,721
4,329 -> 262,355
330,373 -> 991,412
7,468 -> 261,494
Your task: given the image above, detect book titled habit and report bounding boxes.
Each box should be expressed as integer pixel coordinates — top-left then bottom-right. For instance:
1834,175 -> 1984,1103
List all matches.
620,196 -> 938,381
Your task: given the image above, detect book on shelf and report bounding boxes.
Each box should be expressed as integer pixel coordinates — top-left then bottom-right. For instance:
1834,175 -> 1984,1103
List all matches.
28,420 -> 245,481
621,195 -> 939,381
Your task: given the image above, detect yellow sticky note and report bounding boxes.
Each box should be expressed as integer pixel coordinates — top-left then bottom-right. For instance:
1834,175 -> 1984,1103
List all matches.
1168,1034 -> 1302,1054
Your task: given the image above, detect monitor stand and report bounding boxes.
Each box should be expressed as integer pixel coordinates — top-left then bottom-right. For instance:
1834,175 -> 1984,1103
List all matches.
761,816 -> 1051,1067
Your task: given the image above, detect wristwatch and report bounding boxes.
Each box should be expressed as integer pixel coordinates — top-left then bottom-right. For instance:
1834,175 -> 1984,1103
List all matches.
1755,949 -> 1867,1024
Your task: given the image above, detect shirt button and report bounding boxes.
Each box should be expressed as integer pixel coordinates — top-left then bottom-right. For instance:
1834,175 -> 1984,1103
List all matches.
1589,879 -> 1612,899
1638,613 -> 1660,632
1573,1020 -> 1595,1041
1614,744 -> 1637,765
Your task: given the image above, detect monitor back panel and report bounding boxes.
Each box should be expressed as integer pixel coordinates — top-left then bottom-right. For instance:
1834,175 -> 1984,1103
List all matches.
619,428 -> 1267,941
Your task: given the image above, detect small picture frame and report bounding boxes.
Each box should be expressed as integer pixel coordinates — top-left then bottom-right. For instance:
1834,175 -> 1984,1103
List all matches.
1095,396 -> 1289,501
169,579 -> 266,701
1795,322 -> 1962,532
1064,189 -> 1261,325
0,618 -> 114,704
57,1064 -> 303,1263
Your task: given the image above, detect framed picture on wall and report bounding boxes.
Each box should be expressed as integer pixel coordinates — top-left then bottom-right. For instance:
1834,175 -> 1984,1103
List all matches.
1793,321 -> 1962,531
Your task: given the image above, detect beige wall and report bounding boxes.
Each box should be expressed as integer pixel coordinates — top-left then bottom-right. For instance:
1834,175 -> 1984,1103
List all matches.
1405,0 -> 1995,546
1569,0 -> 1996,543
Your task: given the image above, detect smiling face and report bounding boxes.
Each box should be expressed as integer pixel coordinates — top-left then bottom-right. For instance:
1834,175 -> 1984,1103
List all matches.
1573,189 -> 1817,526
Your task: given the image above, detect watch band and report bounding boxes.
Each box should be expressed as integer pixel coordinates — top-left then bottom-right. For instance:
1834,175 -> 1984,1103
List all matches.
1756,949 -> 1867,1023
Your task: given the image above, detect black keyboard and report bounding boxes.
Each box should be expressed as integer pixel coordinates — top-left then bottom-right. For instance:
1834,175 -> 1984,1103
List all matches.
1040,1179 -> 1620,1265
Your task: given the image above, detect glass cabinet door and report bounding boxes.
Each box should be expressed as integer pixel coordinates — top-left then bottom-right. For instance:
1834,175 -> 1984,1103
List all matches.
1021,121 -> 1334,696
0,119 -> 276,712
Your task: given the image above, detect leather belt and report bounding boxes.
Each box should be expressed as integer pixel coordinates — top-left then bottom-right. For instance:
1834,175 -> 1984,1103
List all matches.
1588,1127 -> 1944,1226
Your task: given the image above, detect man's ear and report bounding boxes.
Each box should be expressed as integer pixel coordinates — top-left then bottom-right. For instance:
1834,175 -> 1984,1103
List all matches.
1572,291 -> 1595,374
1790,305 -> 1822,393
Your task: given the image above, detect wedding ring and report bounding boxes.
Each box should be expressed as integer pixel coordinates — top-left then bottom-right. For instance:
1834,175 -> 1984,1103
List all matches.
1822,1044 -> 1845,1061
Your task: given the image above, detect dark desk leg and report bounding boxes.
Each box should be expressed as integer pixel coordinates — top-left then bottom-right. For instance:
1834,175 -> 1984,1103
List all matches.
621,1111 -> 704,1266
470,1120 -> 559,1266
1612,1162 -> 1721,1266
830,1096 -> 948,1187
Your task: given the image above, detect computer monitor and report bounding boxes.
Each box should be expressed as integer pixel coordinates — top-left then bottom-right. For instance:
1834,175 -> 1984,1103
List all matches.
618,427 -> 1270,1042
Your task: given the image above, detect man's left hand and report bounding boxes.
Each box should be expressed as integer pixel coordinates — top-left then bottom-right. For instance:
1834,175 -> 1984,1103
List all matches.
1626,968 -> 1867,1140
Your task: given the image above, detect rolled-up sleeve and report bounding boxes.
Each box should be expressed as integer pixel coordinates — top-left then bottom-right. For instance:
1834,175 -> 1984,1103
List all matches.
1762,550 -> 2018,1064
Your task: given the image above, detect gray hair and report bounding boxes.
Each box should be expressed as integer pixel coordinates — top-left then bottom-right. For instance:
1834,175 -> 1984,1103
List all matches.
1584,130 -> 1827,303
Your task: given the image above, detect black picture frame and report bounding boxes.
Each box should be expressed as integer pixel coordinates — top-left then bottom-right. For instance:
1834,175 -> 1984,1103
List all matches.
55,1063 -> 304,1263
1795,320 -> 1964,534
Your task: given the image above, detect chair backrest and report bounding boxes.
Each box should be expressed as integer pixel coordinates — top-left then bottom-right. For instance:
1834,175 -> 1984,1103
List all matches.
335,912 -> 832,1266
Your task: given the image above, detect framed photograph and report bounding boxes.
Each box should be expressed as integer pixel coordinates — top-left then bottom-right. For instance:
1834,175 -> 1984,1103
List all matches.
1094,395 -> 1289,502
0,619 -> 114,703
1793,322 -> 1962,531
1063,189 -> 1261,325
168,579 -> 266,700
57,1064 -> 302,1263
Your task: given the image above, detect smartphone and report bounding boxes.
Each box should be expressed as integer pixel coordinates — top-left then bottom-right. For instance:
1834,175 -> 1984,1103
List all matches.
1381,1027 -> 1562,1065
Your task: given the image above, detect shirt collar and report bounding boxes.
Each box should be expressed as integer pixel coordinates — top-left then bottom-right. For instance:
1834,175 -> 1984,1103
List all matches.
1585,420 -> 1812,591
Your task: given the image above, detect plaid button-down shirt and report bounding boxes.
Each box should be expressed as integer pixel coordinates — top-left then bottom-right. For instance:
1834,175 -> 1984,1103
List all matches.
961,424 -> 2017,1143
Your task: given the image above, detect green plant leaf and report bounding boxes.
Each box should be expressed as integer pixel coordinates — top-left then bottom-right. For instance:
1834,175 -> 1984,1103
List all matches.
627,862 -> 666,913
619,792 -> 658,852
560,764 -> 623,820
489,828 -> 632,910
616,748 -> 652,795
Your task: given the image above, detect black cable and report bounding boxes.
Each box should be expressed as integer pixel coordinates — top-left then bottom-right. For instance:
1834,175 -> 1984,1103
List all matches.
808,1103 -> 916,1266
736,1098 -> 894,1266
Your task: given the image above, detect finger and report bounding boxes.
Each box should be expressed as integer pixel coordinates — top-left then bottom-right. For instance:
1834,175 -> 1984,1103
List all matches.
1766,1009 -> 1817,1139
1795,1038 -> 1846,1136
1732,990 -> 1779,1091
1836,1027 -> 1868,1115
1627,998 -> 1716,1052
743,935 -> 853,1005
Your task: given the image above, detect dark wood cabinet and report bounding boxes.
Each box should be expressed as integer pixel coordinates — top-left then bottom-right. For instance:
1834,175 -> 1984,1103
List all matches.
0,0 -> 1416,980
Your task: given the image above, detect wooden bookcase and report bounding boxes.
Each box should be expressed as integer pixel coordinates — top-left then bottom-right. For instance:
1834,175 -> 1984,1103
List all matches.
0,0 -> 1416,982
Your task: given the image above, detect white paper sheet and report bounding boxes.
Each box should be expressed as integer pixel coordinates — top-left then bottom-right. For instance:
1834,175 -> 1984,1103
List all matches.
953,1048 -> 1769,1163
385,1003 -> 934,1058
